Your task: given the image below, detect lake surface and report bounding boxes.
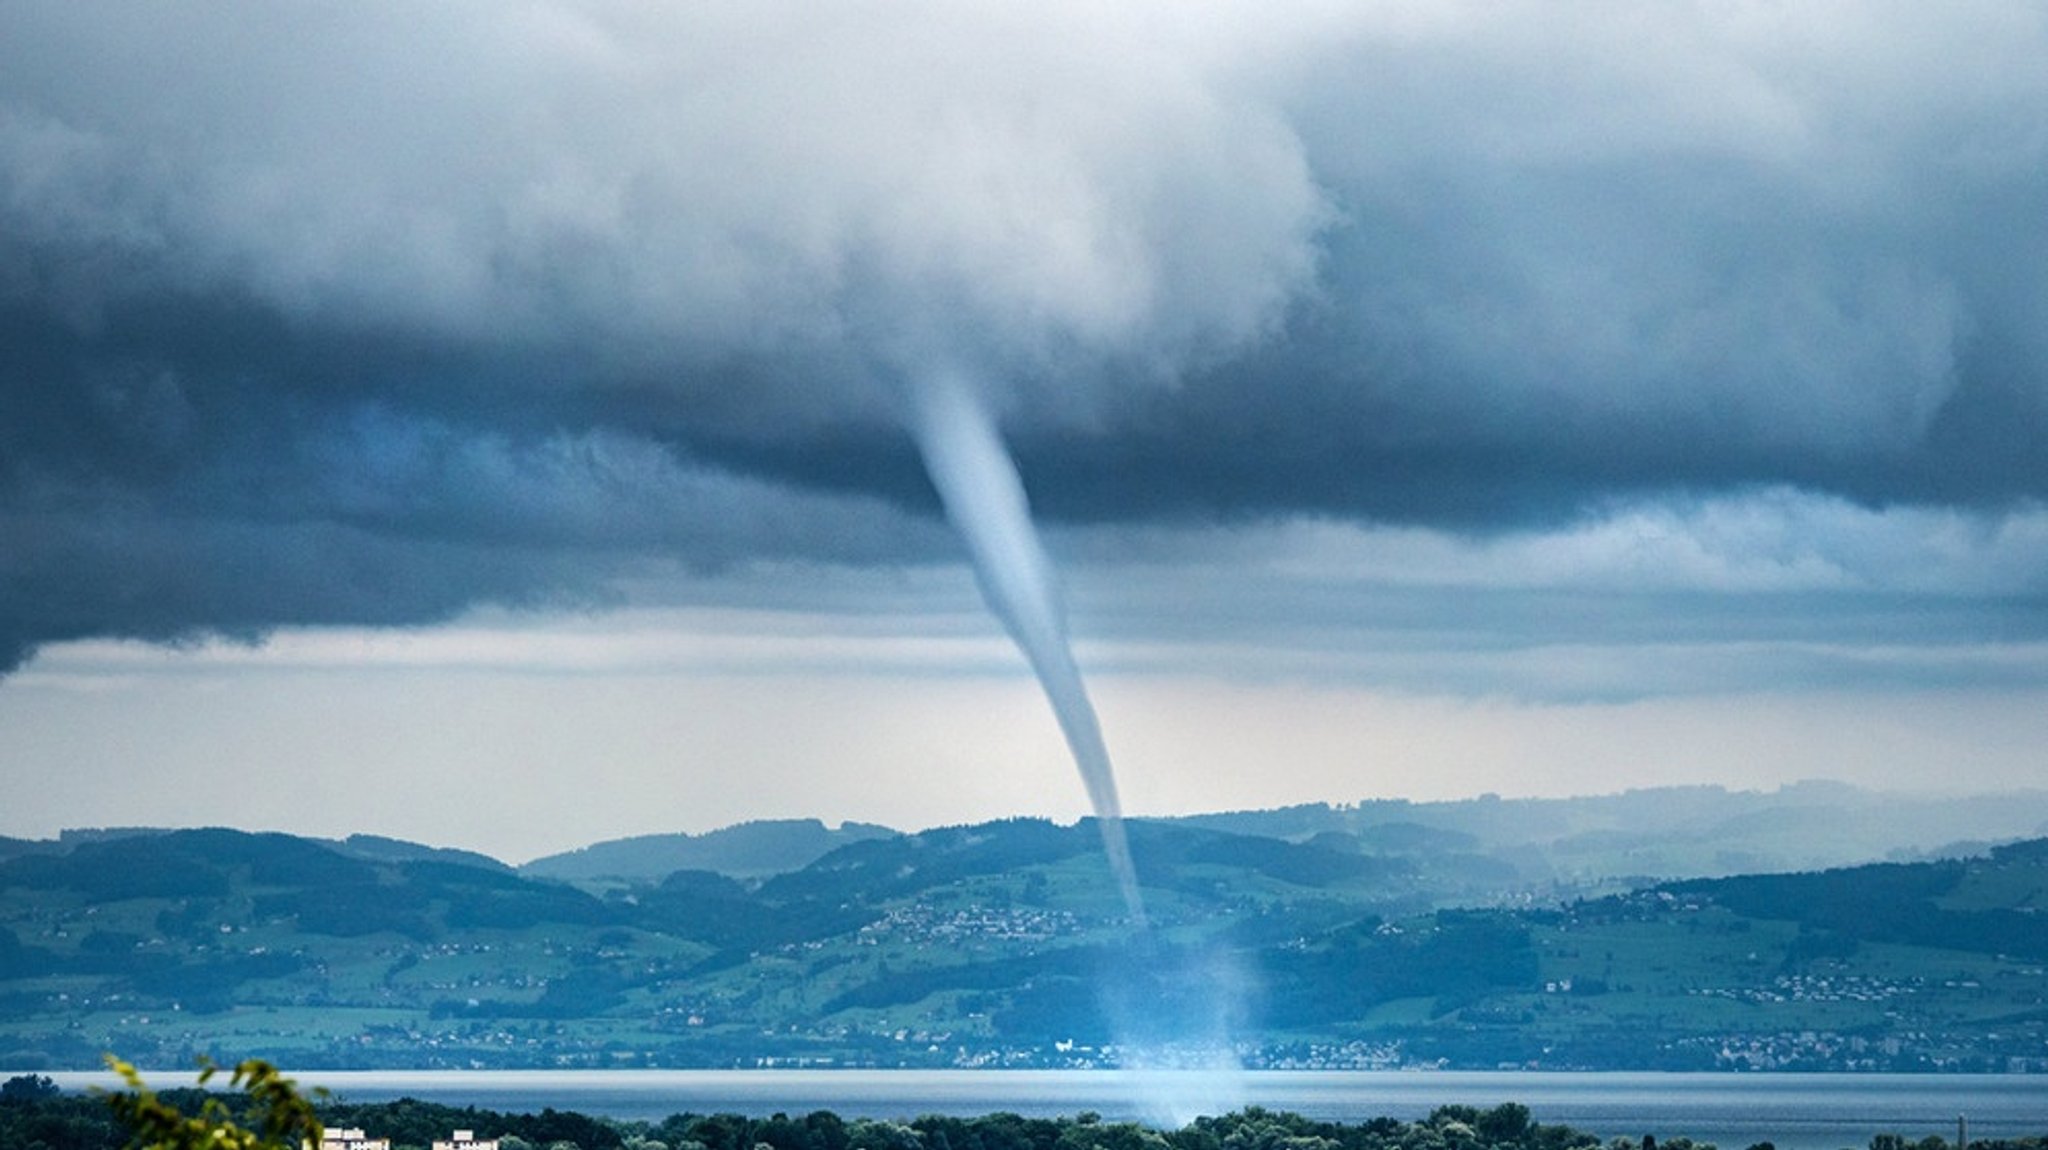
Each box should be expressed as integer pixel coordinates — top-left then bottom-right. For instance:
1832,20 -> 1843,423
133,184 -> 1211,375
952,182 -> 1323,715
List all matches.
48,1070 -> 2047,1150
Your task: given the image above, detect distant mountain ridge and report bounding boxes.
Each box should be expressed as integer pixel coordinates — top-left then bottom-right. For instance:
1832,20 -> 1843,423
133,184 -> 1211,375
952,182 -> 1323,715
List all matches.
1166,781 -> 2048,884
10,782 -> 2047,892
0,826 -> 516,874
519,817 -> 900,882
10,781 -> 2048,889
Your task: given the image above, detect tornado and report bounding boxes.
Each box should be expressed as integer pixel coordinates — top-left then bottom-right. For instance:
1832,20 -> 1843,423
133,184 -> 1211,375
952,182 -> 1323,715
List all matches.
910,370 -> 1147,926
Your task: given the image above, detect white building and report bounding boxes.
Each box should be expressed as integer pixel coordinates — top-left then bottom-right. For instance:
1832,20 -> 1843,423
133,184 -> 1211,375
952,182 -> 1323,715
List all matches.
432,1130 -> 500,1150
321,1130 -> 391,1150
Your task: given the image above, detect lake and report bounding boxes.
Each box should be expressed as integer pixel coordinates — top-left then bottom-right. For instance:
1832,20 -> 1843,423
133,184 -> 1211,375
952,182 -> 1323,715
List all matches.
46,1069 -> 2046,1150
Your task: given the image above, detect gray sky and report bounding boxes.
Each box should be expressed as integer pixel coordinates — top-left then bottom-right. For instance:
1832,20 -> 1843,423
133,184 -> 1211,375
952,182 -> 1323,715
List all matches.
4,4 -> 2046,862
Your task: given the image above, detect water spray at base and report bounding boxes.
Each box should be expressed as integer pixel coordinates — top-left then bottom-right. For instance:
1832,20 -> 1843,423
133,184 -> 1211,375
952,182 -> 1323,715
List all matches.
909,369 -> 1147,927
909,371 -> 1249,1116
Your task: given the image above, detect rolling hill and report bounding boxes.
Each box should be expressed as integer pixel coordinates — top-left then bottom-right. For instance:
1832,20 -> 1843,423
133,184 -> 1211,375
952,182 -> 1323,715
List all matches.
520,819 -> 900,882
5,808 -> 2048,1072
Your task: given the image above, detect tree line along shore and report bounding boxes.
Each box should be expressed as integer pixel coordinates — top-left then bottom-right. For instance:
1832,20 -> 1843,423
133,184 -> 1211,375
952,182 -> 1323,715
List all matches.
3,1074 -> 2043,1150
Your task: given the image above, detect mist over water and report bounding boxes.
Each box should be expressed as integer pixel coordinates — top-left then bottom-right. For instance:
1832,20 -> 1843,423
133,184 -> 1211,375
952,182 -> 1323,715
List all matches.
908,370 -> 1147,926
1096,938 -> 1254,1125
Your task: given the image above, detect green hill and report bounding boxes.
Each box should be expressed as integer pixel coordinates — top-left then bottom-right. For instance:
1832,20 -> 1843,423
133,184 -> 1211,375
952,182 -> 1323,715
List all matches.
5,813 -> 2048,1072
1664,839 -> 2048,959
520,819 -> 900,882
329,834 -> 513,874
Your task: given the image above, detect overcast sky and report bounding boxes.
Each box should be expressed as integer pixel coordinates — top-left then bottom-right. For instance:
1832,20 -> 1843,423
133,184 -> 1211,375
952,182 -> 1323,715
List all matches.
4,4 -> 2046,862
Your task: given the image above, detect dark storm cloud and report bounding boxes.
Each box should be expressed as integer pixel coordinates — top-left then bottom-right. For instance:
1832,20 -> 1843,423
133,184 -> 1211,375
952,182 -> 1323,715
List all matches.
4,3 -> 2046,669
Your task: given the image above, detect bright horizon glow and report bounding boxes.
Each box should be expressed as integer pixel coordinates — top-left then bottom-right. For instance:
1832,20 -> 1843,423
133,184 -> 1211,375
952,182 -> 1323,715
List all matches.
8,597 -> 2046,866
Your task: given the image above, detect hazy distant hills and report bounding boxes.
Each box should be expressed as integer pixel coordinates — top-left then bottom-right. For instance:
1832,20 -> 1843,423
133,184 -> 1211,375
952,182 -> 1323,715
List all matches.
20,782 -> 2038,889
1168,781 -> 2048,884
0,826 -> 514,874
521,781 -> 2048,892
334,834 -> 513,874
520,818 -> 900,882
7,784 -> 2048,1073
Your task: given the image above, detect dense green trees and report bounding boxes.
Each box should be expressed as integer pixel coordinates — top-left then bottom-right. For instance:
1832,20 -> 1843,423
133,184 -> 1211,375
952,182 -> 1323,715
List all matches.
0,1074 -> 119,1150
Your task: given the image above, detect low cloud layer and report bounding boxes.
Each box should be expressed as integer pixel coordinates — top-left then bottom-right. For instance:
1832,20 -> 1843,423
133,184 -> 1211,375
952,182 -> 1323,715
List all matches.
5,3 -> 2046,673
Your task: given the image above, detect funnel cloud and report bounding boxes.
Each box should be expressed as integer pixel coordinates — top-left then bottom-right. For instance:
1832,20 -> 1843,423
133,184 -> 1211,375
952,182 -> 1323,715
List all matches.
910,370 -> 1146,923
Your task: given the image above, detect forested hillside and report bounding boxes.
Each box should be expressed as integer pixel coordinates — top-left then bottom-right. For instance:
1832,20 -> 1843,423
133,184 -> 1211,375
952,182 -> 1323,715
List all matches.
5,812 -> 2048,1072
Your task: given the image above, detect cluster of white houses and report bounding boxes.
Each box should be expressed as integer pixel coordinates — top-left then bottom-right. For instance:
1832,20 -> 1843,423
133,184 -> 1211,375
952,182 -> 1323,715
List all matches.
319,1129 -> 499,1150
